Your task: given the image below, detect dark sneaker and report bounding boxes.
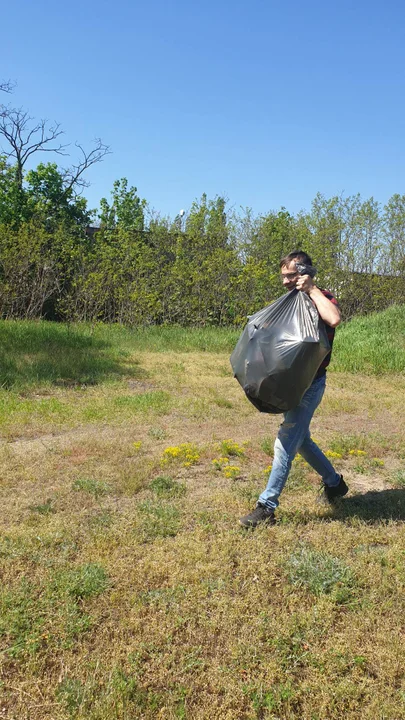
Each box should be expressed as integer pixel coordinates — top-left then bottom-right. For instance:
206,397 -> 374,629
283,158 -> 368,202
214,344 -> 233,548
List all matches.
240,504 -> 276,528
318,476 -> 348,505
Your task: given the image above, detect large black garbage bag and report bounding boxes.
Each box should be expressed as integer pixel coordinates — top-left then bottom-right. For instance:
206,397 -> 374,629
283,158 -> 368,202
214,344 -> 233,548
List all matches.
230,290 -> 331,414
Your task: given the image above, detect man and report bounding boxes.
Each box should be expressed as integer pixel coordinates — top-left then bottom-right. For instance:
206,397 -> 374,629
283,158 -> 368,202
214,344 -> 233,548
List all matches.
240,250 -> 348,528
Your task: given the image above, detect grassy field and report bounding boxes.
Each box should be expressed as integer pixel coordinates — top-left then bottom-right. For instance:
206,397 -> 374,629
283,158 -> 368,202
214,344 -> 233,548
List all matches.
0,309 -> 404,719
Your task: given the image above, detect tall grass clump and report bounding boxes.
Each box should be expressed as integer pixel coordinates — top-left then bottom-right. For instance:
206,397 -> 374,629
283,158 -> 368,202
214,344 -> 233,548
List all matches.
332,305 -> 405,375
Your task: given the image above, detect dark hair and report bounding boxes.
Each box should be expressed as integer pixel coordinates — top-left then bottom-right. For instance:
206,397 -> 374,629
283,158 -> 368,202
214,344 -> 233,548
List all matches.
279,250 -> 313,268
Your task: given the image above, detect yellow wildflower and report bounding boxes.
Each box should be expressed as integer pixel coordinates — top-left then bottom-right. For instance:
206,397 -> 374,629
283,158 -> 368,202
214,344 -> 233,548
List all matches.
325,450 -> 343,459
162,443 -> 200,467
371,458 -> 384,467
223,466 -> 241,479
212,457 -> 229,470
219,440 -> 246,457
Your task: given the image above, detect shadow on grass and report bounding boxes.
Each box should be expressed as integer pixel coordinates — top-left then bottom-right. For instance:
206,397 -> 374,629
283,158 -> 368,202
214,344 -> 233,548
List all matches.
0,321 -> 146,389
333,489 -> 405,522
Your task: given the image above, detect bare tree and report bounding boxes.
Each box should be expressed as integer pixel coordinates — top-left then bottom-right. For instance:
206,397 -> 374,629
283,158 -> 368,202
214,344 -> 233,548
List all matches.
0,107 -> 69,188
0,104 -> 111,192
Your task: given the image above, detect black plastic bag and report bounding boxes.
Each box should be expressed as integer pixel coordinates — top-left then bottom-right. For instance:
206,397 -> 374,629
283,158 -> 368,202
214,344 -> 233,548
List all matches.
230,290 -> 331,414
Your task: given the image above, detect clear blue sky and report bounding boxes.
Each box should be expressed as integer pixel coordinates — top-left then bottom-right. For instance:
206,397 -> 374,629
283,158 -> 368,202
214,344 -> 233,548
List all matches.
2,0 -> 405,219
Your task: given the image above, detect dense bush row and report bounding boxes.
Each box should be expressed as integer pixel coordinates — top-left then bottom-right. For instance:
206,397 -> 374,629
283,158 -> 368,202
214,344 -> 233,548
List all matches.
1,159 -> 404,324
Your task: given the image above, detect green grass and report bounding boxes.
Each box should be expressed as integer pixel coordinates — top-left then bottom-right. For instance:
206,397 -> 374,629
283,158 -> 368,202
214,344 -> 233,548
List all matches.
0,564 -> 109,659
29,498 -> 55,515
137,500 -> 182,541
329,433 -> 367,456
260,436 -> 273,456
0,305 -> 403,396
96,323 -> 240,354
0,314 -> 405,719
72,477 -> 111,499
333,304 -> 405,374
0,319 -> 143,390
286,545 -> 355,599
391,469 -> 405,488
149,475 -> 187,498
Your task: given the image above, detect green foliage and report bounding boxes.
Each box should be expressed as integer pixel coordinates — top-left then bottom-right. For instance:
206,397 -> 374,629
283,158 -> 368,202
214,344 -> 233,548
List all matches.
0,155 -> 91,229
0,159 -> 405,324
328,434 -> 367,456
0,156 -> 23,225
246,682 -> 295,715
148,426 -> 167,440
25,162 -> 91,227
219,439 -> 246,457
99,177 -> 145,231
29,498 -> 55,515
0,219 -> 58,318
113,390 -> 171,414
382,193 -> 405,270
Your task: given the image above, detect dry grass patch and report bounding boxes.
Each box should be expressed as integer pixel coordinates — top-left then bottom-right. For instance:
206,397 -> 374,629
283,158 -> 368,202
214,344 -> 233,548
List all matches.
1,339 -> 405,718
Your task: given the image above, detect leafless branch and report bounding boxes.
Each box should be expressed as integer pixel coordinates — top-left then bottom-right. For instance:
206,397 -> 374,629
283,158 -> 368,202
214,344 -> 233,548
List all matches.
61,139 -> 112,194
0,79 -> 15,94
0,108 -> 69,160
0,102 -> 111,195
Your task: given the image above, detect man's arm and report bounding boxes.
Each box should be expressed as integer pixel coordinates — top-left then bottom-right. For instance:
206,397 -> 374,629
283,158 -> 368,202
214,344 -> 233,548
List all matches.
296,275 -> 341,328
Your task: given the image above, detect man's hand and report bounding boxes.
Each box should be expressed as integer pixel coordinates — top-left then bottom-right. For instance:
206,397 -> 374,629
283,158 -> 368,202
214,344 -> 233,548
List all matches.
295,274 -> 314,293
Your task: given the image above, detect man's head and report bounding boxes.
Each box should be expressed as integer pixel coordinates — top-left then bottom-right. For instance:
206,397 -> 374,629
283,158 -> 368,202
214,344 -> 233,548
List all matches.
280,250 -> 313,291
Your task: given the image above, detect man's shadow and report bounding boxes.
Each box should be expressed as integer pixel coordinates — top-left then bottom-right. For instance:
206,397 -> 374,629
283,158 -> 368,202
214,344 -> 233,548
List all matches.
332,488 -> 405,522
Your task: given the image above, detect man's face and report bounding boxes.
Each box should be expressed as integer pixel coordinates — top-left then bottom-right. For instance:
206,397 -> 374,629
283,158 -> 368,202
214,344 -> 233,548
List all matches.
281,260 -> 300,291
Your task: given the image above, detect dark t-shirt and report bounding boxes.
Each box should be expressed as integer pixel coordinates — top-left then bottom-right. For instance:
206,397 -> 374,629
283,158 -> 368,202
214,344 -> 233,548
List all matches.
314,289 -> 339,379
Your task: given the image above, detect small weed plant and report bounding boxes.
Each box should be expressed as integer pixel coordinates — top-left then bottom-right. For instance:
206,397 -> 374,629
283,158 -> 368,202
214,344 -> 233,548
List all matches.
212,456 -> 242,479
72,477 -> 110,499
137,501 -> 181,541
148,426 -> 166,440
391,470 -> 405,488
286,546 -> 355,600
260,436 -> 273,456
56,677 -> 86,716
149,475 -> 187,498
329,434 -> 367,457
29,498 -> 55,515
219,439 -> 246,457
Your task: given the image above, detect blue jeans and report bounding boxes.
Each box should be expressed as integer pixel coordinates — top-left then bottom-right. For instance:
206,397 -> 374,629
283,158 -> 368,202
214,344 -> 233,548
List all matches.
258,375 -> 340,511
